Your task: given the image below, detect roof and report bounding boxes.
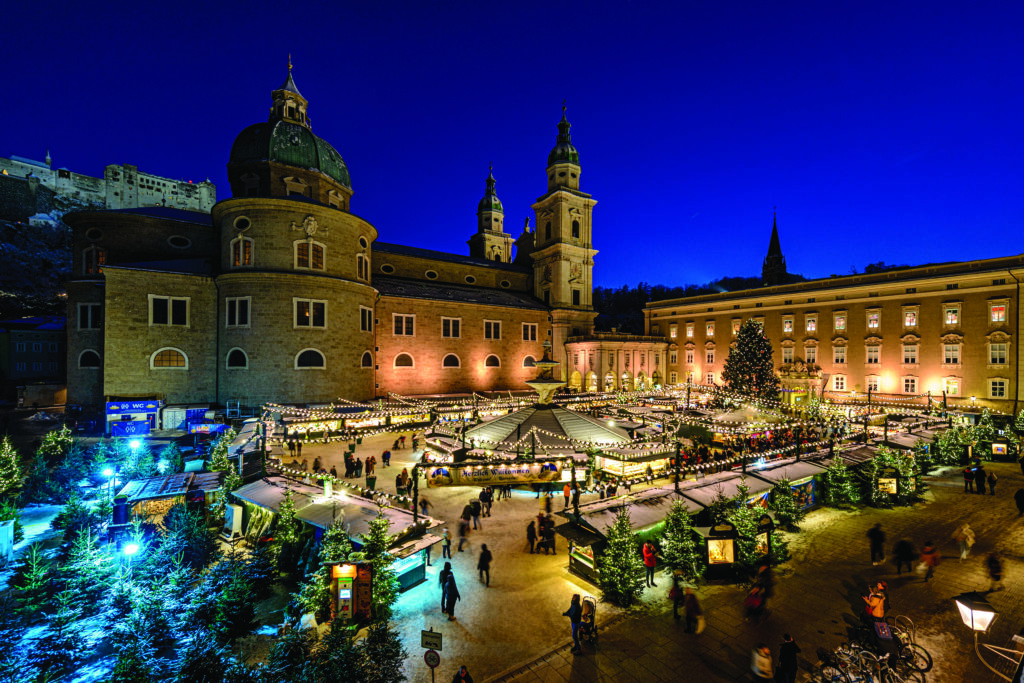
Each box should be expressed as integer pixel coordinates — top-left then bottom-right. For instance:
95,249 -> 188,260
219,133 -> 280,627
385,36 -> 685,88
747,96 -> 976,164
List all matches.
374,242 -> 531,273
230,120 -> 350,189
0,315 -> 65,330
466,404 -> 631,451
8,155 -> 48,168
374,275 -> 545,311
104,258 -> 215,275
568,485 -> 693,535
678,473 -> 774,508
88,206 -> 213,224
746,458 -> 827,484
116,471 -> 223,503
232,476 -> 319,512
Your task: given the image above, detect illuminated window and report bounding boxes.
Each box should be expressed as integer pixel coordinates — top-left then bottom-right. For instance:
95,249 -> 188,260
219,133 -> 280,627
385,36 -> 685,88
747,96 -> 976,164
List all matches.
991,305 -> 1006,323
944,344 -> 961,365
295,299 -> 327,328
866,346 -> 880,364
442,317 -> 461,338
669,324 -> 678,339
706,322 -> 715,337
393,314 -> 414,336
834,314 -> 846,331
991,379 -> 1007,399
295,240 -> 325,270
944,306 -> 959,325
83,246 -> 106,275
782,318 -> 793,333
151,348 -> 187,369
903,377 -> 917,394
806,316 -> 817,333
296,349 -> 325,369
867,311 -> 880,329
833,375 -> 846,391
944,377 -> 960,395
904,310 -> 917,327
230,236 -> 253,267
686,323 -> 694,338
990,343 -> 1008,365
833,346 -> 847,364
732,320 -> 740,336
149,295 -> 189,326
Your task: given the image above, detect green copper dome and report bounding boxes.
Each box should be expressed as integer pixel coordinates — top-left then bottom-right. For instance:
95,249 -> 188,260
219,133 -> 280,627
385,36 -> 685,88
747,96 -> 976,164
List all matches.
477,167 -> 503,213
547,106 -> 580,167
229,119 -> 351,189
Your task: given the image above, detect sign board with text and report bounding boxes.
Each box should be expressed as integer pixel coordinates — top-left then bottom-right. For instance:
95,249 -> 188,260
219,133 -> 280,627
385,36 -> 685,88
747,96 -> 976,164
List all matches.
426,461 -> 563,487
421,629 -> 442,650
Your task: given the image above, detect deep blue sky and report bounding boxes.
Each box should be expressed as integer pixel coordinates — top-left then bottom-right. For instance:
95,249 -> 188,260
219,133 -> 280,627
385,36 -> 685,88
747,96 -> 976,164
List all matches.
5,1 -> 1022,288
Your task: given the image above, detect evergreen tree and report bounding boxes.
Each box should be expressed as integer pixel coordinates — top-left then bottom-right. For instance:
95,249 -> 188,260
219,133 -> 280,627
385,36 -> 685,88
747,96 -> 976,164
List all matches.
107,638 -> 157,683
0,499 -> 24,543
0,436 -> 21,495
65,527 -> 115,613
725,483 -> 788,573
0,597 -> 30,683
974,409 -> 996,450
823,457 -> 860,508
1016,408 -> 1024,435
360,621 -> 408,683
51,492 -> 98,542
659,500 -> 705,583
295,523 -> 353,620
13,542 -> 52,617
306,619 -> 362,683
215,569 -> 256,643
37,424 -> 74,467
208,428 -> 238,472
359,513 -> 399,622
275,490 -> 301,547
174,630 -> 229,683
162,503 -> 219,571
768,479 -> 805,529
720,319 -> 781,402
596,507 -> 646,607
31,589 -> 88,678
161,443 -> 184,474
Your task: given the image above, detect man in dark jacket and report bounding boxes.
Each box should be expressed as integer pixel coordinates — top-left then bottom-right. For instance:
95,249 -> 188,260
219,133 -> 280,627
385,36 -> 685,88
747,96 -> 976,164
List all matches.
469,499 -> 483,530
526,521 -> 537,553
438,562 -> 453,612
974,466 -> 987,496
478,544 -> 493,586
777,633 -> 801,683
867,523 -> 885,565
444,573 -> 460,621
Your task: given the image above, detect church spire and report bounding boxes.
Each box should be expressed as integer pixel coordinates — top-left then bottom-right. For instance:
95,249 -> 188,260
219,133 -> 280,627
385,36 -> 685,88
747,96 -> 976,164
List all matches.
270,58 -> 310,128
762,208 -> 788,286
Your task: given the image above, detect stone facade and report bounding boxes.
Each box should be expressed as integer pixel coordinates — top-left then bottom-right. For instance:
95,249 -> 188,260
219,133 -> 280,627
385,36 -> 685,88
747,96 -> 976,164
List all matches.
564,333 -> 670,392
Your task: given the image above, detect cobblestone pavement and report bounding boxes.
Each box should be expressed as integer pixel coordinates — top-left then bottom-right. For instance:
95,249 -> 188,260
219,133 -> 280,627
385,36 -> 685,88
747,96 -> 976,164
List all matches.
291,436 -> 1024,683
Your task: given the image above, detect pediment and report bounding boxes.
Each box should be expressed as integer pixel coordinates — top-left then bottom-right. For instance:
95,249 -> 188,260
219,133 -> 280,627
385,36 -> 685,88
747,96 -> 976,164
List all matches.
987,330 -> 1012,343
780,339 -> 796,348
803,337 -> 819,345
941,333 -> 964,344
832,337 -> 848,347
900,333 -> 921,343
704,341 -> 716,349
864,335 -> 883,345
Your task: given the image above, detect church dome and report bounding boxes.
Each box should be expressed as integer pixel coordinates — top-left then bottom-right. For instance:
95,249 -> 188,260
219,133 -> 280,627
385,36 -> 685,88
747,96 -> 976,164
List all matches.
547,104 -> 580,167
229,120 -> 351,190
477,166 -> 503,213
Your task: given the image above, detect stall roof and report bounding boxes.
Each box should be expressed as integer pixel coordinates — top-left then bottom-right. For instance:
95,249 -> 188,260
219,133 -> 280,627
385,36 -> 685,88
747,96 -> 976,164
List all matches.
554,521 -> 605,547
231,476 -> 320,512
391,533 -> 443,559
823,445 -> 879,466
877,433 -> 925,450
678,473 -> 774,508
746,458 -> 827,484
117,471 -> 223,503
569,484 -> 693,535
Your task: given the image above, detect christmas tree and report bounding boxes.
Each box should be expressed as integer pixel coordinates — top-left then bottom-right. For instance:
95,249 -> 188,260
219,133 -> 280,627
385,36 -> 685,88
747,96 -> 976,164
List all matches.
720,319 -> 781,402
359,621 -> 408,683
296,521 -> 354,620
208,428 -> 238,472
275,489 -> 301,547
0,437 -> 21,495
659,500 -> 705,583
1016,408 -> 1024,435
64,528 -> 114,614
768,478 -> 805,529
37,424 -> 74,467
13,543 -> 51,616
0,499 -> 24,543
726,483 -> 788,572
823,457 -> 860,508
108,638 -> 156,683
974,409 -> 996,450
597,507 -> 646,606
31,589 -> 88,679
160,442 -> 184,474
359,513 -> 399,622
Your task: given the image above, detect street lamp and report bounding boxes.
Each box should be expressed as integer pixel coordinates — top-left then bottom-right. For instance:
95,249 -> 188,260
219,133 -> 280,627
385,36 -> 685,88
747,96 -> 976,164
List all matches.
129,439 -> 141,451
954,592 -> 1020,681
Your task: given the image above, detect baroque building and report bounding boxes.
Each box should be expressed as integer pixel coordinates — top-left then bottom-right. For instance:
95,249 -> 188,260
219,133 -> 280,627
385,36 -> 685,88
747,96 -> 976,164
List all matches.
65,69 -> 603,410
645,219 -> 1022,413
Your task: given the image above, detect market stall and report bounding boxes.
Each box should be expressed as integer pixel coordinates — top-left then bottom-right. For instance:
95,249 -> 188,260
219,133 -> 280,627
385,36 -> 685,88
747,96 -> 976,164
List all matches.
747,458 -> 828,510
594,443 -> 677,479
678,473 -> 775,525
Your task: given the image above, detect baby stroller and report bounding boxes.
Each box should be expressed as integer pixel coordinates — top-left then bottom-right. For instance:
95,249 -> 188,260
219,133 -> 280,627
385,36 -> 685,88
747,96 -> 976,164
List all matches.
579,596 -> 598,646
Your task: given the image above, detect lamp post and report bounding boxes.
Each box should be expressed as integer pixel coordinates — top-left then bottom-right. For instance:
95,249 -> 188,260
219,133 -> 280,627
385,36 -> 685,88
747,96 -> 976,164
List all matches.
954,591 -> 1020,681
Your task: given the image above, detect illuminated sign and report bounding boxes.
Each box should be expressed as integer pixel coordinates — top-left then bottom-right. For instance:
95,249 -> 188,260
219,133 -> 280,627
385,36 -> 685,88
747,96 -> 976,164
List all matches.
426,461 -> 563,487
106,401 -> 161,415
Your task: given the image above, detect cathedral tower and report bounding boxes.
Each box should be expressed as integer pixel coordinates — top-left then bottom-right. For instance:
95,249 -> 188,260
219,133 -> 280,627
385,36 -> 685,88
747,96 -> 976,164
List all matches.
467,165 -> 513,262
762,211 -> 787,286
531,104 -> 598,377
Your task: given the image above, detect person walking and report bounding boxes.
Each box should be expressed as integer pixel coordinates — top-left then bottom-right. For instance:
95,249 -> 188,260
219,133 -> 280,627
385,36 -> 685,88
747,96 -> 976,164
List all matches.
562,594 -> 583,655
986,551 -> 1005,591
975,466 -> 988,496
920,540 -> 941,582
451,665 -> 473,683
296,441 -> 302,458
478,544 -> 492,587
751,643 -> 774,681
863,582 -> 886,622
469,499 -> 483,530
669,571 -> 683,620
543,516 -> 557,554
329,465 -> 338,479
867,523 -> 886,566
988,470 -> 999,495
382,449 -> 391,467
419,496 -> 432,517
777,634 -> 801,683
400,467 -> 410,491
480,487 -> 493,517
683,587 -> 703,634
443,572 -> 461,621
439,561 -> 453,612
893,539 -> 916,575
964,466 -> 975,493
457,518 -> 470,552
441,528 -> 452,559
954,523 -> 975,560
643,541 -> 658,587
526,520 -> 537,554
563,483 -> 571,509
571,484 -> 581,511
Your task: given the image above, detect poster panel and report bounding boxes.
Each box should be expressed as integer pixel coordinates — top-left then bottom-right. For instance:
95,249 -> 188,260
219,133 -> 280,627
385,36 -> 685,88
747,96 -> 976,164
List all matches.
426,461 -> 563,487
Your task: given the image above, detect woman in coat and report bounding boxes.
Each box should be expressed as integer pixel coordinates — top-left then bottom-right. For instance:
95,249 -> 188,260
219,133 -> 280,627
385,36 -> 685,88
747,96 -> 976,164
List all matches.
920,540 -> 941,582
444,573 -> 461,621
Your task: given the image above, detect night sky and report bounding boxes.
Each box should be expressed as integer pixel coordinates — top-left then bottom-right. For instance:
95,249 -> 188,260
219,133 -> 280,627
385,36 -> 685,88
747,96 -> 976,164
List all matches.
5,2 -> 1022,288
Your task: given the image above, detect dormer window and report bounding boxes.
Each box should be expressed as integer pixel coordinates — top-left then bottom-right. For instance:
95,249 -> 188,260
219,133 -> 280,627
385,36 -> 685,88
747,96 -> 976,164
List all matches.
83,246 -> 106,275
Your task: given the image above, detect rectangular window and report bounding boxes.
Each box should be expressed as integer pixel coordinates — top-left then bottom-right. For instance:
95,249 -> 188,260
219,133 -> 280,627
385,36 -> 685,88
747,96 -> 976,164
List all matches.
867,311 -> 880,329
782,318 -> 793,333
833,375 -> 846,391
806,316 -> 817,333
225,297 -> 250,328
572,290 -> 581,306
705,372 -> 714,384
944,344 -> 960,364
991,304 -> 1007,323
903,344 -> 918,364
441,317 -> 461,338
732,320 -> 741,336
149,295 -> 189,326
32,343 -> 41,352
866,376 -> 879,392
669,324 -> 678,339
706,350 -> 715,365
361,306 -> 373,333
991,343 -> 1008,365
991,379 -> 1007,399
15,363 -> 25,372
15,342 -> 25,352
669,350 -> 678,364
393,313 -> 414,336
706,322 -> 715,337
944,306 -> 959,325
833,346 -> 847,364
866,346 -> 880,364
48,362 -> 57,372
686,350 -> 694,364
686,323 -> 694,338
670,372 -> 678,384
904,311 -> 917,327
523,323 -> 538,341
484,320 -> 501,340
295,299 -> 327,328
32,362 -> 41,372
48,342 -> 57,352
834,314 -> 846,331
782,347 -> 794,363
944,378 -> 960,395
805,346 -> 817,363
904,377 -> 917,394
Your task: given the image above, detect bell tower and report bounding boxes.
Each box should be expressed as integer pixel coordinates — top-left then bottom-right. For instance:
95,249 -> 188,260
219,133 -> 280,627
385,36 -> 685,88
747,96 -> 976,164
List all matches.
531,103 -> 598,378
467,165 -> 513,262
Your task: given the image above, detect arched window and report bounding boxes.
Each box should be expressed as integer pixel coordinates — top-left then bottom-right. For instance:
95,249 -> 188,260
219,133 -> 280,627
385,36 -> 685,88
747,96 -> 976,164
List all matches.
295,349 -> 325,369
151,347 -> 187,369
356,254 -> 369,280
485,355 -> 500,368
394,353 -> 414,368
523,355 -> 536,368
571,219 -> 580,238
295,240 -> 325,270
442,354 -> 460,368
231,236 -> 253,267
361,351 -> 373,368
83,246 -> 106,275
78,350 -> 101,369
226,348 -> 248,369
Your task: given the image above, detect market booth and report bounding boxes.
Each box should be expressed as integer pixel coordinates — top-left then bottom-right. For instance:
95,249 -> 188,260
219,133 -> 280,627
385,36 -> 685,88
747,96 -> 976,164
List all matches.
594,442 -> 689,479
747,458 -> 828,511
678,473 -> 775,526
114,471 -> 224,526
